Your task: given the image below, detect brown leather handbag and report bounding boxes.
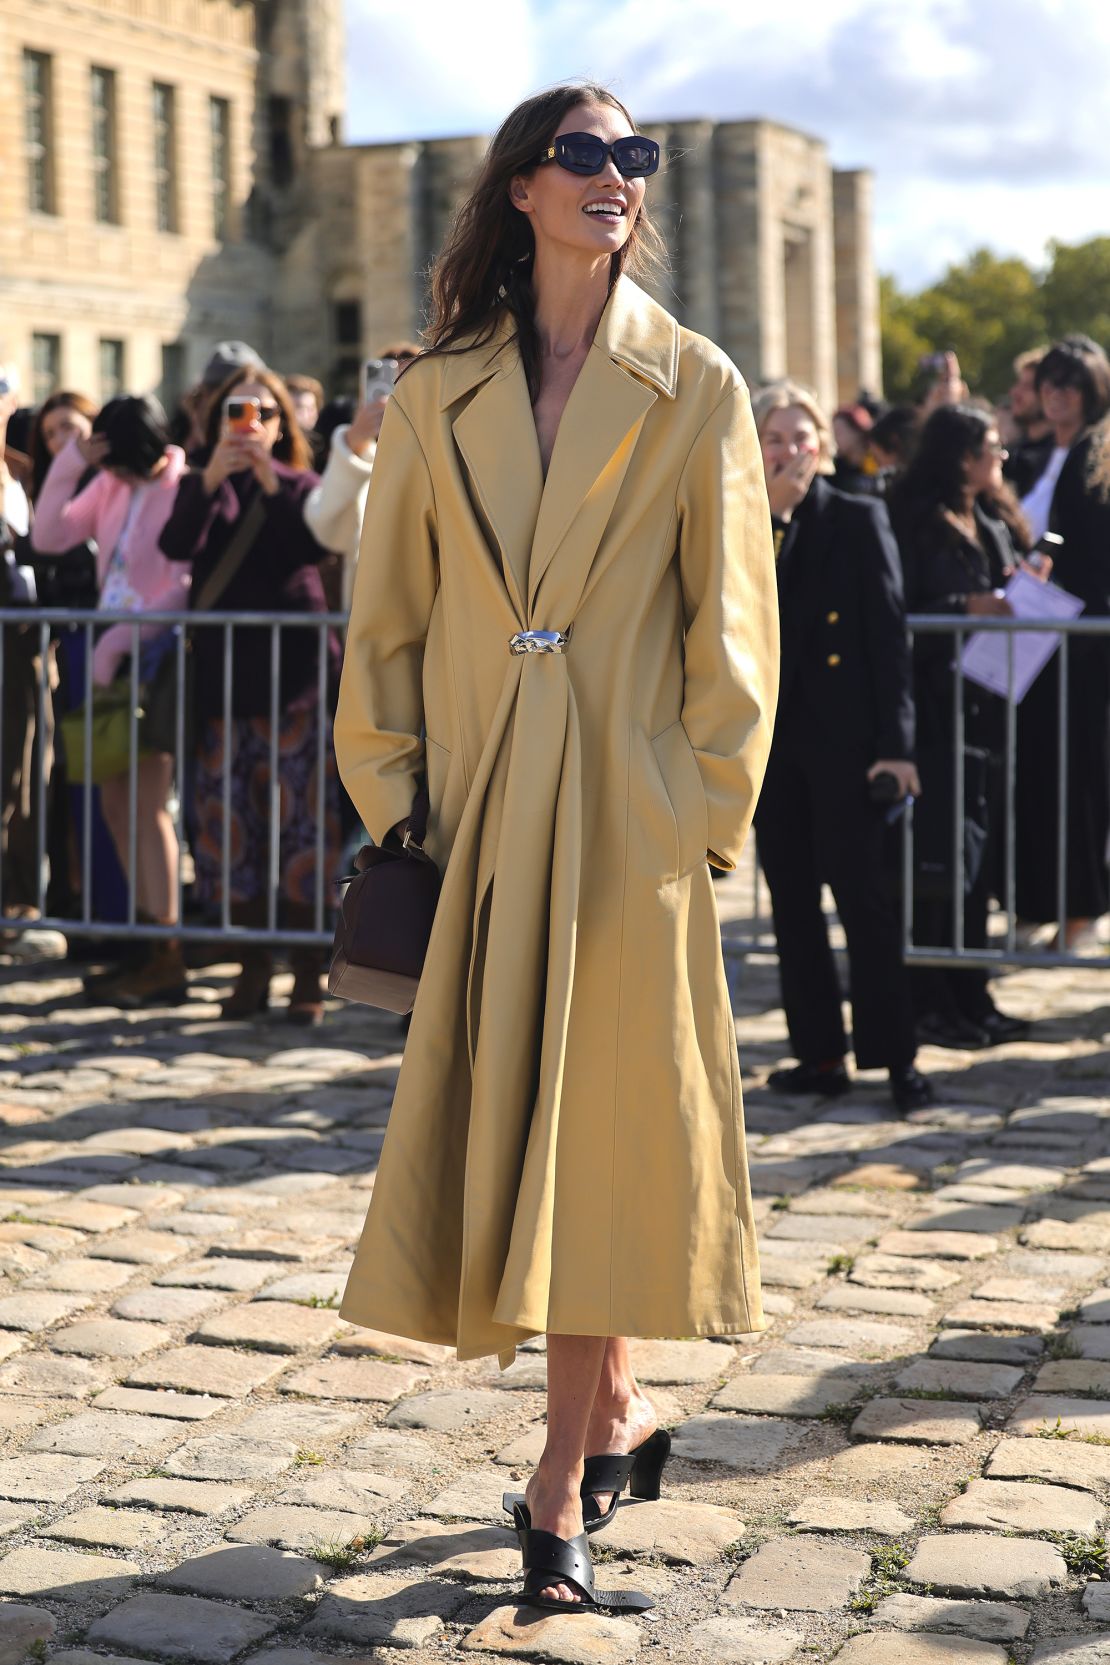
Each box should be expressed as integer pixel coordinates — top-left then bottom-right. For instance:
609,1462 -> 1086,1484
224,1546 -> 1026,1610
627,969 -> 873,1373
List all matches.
327,786 -> 440,1013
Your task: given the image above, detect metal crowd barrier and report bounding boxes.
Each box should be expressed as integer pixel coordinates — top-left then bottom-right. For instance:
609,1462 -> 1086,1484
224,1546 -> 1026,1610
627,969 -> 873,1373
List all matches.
2,608 -> 1108,968
902,611 -> 1109,972
0,607 -> 344,948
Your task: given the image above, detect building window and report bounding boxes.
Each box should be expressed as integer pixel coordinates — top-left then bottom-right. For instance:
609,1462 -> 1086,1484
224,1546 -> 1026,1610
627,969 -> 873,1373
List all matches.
90,67 -> 119,224
210,96 -> 231,239
160,341 -> 185,412
152,82 -> 178,233
269,96 -> 294,189
334,300 -> 362,347
32,334 -> 61,404
24,50 -> 55,215
99,339 -> 125,402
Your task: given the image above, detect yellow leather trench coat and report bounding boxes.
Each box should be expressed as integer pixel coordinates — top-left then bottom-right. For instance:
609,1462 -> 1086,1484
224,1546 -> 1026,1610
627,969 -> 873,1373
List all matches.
335,275 -> 779,1364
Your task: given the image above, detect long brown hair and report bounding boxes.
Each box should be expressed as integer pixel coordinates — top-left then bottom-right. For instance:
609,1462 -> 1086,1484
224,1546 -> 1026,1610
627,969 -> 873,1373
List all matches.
29,390 -> 98,501
203,365 -> 313,470
425,83 -> 668,401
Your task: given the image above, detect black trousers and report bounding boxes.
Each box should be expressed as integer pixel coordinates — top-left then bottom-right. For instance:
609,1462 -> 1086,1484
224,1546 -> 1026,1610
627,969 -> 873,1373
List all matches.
755,736 -> 917,1071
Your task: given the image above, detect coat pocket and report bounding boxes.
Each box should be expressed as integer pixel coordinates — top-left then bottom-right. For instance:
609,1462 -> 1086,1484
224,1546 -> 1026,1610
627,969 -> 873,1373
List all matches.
650,720 -> 709,881
424,736 -> 460,864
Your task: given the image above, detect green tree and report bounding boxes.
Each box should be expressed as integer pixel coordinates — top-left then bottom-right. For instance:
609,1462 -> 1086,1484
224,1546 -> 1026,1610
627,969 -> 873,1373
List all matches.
1042,238 -> 1110,346
880,249 -> 1044,403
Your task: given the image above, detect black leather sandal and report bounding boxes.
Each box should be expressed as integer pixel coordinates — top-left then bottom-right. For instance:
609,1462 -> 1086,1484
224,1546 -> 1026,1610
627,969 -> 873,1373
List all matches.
502,1428 -> 671,1535
511,1503 -> 654,1613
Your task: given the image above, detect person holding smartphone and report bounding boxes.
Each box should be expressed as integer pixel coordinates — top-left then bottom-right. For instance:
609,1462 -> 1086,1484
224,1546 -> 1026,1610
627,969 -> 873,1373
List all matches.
159,366 -> 339,1024
752,380 -> 931,1113
303,343 -> 421,609
31,396 -> 190,1003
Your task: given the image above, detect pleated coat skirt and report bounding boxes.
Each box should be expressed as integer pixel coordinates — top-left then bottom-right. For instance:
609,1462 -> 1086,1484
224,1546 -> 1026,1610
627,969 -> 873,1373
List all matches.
334,276 -> 779,1364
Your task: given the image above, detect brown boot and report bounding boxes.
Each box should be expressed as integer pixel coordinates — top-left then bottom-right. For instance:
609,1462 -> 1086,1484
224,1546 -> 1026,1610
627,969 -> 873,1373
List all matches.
220,899 -> 274,1020
221,947 -> 274,1019
111,939 -> 189,1008
286,904 -> 325,1026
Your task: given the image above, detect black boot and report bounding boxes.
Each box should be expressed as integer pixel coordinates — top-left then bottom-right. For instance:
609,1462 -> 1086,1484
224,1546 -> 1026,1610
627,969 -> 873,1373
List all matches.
766,1060 -> 851,1097
890,1064 -> 933,1112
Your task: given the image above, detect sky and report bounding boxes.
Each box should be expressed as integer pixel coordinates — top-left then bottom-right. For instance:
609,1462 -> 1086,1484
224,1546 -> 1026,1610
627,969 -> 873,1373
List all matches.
343,0 -> 1110,291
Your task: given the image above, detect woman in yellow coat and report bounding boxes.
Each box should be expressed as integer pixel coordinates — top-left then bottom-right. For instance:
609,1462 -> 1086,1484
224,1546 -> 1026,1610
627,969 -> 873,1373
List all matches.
335,83 -> 778,1613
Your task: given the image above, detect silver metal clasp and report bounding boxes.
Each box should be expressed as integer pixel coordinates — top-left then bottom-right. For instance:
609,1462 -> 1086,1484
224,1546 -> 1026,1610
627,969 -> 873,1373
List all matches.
508,627 -> 572,655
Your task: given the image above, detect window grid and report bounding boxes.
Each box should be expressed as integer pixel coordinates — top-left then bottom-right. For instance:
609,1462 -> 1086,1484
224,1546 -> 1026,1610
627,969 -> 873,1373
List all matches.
210,95 -> 231,240
90,66 -> 119,224
153,82 -> 177,233
24,50 -> 54,215
99,338 -> 125,402
32,334 -> 61,404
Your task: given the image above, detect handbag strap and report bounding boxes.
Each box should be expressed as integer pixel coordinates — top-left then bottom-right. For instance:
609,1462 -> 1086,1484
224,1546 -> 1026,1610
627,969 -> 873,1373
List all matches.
193,492 -> 268,613
407,783 -> 430,849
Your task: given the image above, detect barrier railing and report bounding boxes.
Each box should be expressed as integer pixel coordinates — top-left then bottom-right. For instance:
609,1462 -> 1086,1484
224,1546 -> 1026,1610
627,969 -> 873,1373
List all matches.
902,611 -> 1109,972
3,608 -> 1107,968
0,607 -> 344,948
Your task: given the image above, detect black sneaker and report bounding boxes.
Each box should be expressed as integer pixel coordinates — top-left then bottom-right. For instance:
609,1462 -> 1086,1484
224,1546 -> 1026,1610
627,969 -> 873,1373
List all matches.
766,1061 -> 851,1097
915,1011 -> 990,1051
889,1065 -> 934,1112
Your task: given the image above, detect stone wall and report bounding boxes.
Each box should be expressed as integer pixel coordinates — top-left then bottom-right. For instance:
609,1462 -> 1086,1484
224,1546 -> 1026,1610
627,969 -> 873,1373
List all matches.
1,3 -> 880,412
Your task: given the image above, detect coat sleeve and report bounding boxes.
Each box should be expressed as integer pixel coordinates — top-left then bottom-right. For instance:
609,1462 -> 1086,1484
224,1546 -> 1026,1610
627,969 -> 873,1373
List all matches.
856,498 -> 915,761
303,427 -> 374,557
333,399 -> 439,845
676,382 -> 779,871
29,437 -> 104,552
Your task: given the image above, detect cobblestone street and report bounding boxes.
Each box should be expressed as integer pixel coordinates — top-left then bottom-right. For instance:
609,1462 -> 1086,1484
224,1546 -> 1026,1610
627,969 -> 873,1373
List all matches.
1,872 -> 1109,1664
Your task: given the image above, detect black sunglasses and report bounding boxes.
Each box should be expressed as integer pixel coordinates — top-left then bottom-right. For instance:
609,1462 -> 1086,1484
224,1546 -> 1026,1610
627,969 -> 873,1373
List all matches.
537,132 -> 659,179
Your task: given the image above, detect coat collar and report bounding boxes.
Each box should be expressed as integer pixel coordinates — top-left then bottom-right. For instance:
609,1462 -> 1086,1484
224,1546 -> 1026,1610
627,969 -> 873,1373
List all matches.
438,275 -> 679,410
444,278 -> 678,620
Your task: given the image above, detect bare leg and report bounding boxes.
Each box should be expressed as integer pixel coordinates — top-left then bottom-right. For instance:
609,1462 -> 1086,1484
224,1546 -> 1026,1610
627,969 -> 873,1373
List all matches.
135,755 -> 178,925
523,1333 -> 606,1606
583,1338 -> 658,1515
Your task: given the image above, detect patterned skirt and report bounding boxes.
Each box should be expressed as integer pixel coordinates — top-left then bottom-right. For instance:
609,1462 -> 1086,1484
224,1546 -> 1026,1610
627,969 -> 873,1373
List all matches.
194,707 -> 340,909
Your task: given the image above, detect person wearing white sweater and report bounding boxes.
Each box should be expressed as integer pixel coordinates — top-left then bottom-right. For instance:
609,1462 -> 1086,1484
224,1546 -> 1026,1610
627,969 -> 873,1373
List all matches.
304,345 -> 422,610
302,402 -> 382,610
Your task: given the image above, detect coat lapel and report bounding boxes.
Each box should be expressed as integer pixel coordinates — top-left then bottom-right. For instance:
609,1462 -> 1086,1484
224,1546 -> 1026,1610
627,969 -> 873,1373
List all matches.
527,278 -> 679,612
450,353 -> 543,622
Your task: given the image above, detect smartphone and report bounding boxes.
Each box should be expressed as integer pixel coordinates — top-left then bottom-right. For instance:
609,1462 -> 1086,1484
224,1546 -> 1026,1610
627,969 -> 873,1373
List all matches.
918,351 -> 950,376
225,396 -> 261,435
0,367 -> 18,399
360,358 -> 398,405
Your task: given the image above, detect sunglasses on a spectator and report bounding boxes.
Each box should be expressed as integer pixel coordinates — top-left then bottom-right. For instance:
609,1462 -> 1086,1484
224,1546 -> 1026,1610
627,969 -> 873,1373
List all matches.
536,132 -> 660,179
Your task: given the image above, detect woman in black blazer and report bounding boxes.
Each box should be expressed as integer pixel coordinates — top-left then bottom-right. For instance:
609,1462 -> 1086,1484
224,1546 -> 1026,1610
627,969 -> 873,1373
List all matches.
1013,337 -> 1110,945
891,405 -> 1031,1048
752,383 -> 930,1113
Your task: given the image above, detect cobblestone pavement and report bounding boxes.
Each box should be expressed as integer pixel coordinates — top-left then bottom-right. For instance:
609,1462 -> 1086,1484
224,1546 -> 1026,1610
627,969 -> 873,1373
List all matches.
1,873 -> 1109,1664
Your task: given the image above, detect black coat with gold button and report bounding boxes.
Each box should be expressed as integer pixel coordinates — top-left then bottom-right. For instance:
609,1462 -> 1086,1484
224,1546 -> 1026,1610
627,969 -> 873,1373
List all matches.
773,475 -> 914,761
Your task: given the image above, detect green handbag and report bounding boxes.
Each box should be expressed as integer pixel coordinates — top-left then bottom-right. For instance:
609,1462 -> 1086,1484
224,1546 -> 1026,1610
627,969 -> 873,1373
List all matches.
59,682 -> 142,785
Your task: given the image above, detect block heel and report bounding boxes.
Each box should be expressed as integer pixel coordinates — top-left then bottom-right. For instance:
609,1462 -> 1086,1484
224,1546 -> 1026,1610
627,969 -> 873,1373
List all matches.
628,1427 -> 671,1500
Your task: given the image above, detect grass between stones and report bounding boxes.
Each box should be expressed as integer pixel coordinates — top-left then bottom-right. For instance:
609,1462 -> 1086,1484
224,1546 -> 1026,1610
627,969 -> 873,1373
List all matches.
1044,1531 -> 1108,1576
308,1529 -> 383,1570
294,1450 -> 325,1466
1037,1416 -> 1110,1445
849,1540 -> 913,1614
826,1253 -> 855,1275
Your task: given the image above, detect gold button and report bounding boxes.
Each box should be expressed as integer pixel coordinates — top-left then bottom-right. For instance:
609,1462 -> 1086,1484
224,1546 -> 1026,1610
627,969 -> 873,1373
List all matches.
827,653 -> 841,667
827,610 -> 839,624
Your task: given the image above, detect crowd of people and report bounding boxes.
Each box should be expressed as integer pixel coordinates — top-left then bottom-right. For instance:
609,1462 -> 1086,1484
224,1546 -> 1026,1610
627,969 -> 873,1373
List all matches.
0,337 -> 416,1023
2,327 -> 1109,1066
753,334 -> 1110,1106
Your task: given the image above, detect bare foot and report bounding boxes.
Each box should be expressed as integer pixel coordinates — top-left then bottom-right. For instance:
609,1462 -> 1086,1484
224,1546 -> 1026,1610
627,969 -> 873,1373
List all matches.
523,1467 -> 586,1606
583,1387 -> 658,1518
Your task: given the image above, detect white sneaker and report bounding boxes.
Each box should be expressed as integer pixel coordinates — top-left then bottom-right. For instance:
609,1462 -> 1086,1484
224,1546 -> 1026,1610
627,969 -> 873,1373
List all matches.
2,926 -> 68,962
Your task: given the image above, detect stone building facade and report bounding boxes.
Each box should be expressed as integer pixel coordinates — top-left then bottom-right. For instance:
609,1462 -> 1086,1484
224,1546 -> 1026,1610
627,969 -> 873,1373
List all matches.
1,0 -> 880,414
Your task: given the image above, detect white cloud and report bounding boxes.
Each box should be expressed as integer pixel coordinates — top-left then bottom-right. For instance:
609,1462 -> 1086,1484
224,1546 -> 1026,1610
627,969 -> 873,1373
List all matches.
343,0 -> 1110,286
